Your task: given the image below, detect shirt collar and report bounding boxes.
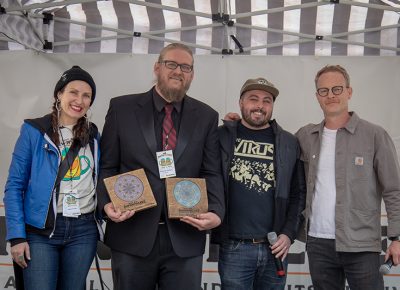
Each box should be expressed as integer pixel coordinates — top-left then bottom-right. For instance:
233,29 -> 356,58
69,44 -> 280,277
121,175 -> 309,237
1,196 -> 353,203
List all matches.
312,111 -> 359,135
342,111 -> 359,134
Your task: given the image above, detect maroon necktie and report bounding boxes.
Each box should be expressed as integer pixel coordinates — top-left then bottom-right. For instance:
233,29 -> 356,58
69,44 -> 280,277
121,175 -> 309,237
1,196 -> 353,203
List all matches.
162,104 -> 177,150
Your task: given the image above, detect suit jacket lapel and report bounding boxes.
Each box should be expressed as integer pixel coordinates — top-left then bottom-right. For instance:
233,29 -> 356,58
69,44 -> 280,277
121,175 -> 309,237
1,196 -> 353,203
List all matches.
135,93 -> 198,164
174,96 -> 197,163
136,92 -> 158,161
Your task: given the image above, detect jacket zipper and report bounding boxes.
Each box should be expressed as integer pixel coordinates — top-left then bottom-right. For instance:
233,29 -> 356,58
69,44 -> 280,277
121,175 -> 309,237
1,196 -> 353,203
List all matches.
92,138 -> 104,241
44,134 -> 61,238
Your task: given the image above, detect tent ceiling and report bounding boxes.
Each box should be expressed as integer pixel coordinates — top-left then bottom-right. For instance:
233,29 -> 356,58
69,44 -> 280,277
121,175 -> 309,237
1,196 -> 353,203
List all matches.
0,0 -> 399,55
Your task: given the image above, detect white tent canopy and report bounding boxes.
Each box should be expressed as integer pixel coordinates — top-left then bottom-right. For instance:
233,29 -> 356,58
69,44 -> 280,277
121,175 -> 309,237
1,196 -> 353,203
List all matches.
1,0 -> 399,55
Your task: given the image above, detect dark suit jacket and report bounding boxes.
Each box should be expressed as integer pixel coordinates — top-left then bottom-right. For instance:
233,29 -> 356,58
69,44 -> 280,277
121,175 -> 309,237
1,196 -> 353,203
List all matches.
97,87 -> 225,258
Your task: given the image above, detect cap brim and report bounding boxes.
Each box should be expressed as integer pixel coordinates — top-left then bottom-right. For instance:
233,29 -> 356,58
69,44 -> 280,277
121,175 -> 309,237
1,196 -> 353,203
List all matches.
241,84 -> 279,98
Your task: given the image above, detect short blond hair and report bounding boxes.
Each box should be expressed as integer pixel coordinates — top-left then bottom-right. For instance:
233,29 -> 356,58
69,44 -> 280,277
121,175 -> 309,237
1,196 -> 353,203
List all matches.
315,65 -> 350,88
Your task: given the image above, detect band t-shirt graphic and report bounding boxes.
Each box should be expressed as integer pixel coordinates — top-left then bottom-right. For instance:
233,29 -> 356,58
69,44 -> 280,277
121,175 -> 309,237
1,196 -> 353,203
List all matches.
57,125 -> 95,214
228,123 -> 275,239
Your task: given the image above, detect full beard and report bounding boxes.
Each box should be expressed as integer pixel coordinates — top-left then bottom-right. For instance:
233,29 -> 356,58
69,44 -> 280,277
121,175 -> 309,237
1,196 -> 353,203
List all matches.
242,109 -> 270,128
157,78 -> 191,102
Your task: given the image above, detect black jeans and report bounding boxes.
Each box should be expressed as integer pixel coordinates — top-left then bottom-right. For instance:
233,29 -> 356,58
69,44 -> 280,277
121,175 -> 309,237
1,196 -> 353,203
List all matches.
111,224 -> 203,290
307,236 -> 383,290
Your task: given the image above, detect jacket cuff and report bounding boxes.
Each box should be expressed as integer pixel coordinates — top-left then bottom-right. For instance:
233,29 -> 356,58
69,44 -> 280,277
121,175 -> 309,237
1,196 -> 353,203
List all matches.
280,230 -> 295,244
209,208 -> 224,222
9,238 -> 27,247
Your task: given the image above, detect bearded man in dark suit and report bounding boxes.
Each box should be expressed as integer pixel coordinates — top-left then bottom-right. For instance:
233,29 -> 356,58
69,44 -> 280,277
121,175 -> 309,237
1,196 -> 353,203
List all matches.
97,43 -> 225,290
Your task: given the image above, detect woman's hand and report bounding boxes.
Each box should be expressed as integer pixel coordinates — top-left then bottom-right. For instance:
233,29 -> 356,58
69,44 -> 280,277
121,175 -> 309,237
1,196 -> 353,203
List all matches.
11,242 -> 30,269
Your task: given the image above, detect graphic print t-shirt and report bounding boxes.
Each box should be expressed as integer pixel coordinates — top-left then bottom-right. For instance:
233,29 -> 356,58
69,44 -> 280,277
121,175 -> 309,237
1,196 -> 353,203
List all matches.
228,123 -> 275,239
57,125 -> 95,214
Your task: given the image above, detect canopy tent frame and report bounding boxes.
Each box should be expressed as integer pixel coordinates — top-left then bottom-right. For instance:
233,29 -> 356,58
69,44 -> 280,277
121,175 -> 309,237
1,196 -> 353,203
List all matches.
1,0 -> 399,54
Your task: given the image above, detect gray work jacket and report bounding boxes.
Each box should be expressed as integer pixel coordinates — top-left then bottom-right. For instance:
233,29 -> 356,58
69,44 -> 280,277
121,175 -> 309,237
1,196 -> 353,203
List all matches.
296,112 -> 400,252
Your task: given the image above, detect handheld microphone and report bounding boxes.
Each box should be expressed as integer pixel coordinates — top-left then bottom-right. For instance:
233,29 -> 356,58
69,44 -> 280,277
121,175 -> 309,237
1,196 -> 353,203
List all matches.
379,257 -> 393,275
267,232 -> 286,277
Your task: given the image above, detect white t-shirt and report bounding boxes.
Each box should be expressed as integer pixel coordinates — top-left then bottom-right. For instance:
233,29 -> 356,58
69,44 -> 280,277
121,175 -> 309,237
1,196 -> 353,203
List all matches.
57,125 -> 95,214
308,127 -> 337,239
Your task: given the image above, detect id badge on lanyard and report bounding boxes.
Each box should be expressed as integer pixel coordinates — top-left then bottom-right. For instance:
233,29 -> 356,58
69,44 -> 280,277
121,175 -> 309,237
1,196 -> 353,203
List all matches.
156,150 -> 176,179
62,189 -> 81,217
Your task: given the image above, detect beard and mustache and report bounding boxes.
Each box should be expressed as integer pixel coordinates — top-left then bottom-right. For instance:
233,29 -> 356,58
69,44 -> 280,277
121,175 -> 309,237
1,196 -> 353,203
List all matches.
241,108 -> 271,128
156,73 -> 192,102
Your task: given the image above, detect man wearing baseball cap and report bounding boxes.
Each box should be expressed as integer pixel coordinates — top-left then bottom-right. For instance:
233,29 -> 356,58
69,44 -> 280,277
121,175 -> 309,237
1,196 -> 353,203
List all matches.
212,77 -> 306,290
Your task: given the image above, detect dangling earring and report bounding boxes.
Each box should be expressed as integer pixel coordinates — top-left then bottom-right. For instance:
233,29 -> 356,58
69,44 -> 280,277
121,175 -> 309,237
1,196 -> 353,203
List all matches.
56,98 -> 61,128
85,108 -> 92,129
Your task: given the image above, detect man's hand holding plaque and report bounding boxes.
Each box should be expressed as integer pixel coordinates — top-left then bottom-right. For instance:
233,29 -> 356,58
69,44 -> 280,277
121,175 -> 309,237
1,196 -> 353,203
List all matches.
104,169 -> 157,213
180,212 -> 221,231
165,178 -> 208,219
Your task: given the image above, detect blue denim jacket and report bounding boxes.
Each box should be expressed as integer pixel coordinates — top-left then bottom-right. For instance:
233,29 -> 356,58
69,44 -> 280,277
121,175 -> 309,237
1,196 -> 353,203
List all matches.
4,114 -> 100,241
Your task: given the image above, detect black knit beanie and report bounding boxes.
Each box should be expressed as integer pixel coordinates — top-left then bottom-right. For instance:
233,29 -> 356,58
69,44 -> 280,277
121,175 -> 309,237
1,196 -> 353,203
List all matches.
54,66 -> 96,105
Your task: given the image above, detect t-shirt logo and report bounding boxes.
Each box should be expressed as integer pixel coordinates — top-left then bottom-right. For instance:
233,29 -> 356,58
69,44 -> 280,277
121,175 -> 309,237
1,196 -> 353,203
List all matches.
230,138 -> 275,193
62,148 -> 91,181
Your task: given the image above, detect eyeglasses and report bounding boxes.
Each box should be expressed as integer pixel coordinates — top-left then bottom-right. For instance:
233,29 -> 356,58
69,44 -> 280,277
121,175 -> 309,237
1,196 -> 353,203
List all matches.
316,86 -> 345,97
159,60 -> 193,73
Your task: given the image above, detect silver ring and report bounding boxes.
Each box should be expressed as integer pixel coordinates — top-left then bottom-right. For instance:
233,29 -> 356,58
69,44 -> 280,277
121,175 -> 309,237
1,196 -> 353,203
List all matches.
18,255 -> 24,262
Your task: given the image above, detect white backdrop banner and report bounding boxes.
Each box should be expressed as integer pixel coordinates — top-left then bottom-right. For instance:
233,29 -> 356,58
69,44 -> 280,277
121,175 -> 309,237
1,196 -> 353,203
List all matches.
0,51 -> 399,289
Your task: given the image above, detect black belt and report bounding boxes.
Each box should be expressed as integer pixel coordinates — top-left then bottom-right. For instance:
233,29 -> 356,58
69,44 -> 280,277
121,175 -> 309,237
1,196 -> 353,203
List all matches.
233,238 -> 268,244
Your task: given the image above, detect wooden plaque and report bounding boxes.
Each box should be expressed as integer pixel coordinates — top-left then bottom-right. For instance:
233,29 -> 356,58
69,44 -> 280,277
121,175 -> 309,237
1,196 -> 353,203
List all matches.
166,178 -> 208,219
104,169 -> 157,213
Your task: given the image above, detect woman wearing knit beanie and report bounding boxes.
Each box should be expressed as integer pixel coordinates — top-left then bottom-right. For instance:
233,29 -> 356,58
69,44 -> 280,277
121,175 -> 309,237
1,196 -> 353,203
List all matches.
4,66 -> 102,290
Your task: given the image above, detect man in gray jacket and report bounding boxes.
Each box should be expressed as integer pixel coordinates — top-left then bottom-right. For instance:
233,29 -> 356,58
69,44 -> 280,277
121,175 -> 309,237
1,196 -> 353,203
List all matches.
296,64 -> 400,290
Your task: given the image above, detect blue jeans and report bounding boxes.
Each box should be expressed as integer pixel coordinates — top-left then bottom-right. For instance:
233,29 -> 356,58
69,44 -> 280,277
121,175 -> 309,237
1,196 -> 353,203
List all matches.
218,239 -> 287,290
23,213 -> 98,290
307,236 -> 384,290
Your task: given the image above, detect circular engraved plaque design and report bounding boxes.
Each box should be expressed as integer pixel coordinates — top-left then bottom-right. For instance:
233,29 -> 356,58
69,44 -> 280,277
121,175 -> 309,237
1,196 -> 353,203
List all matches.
114,174 -> 144,202
173,180 -> 201,208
